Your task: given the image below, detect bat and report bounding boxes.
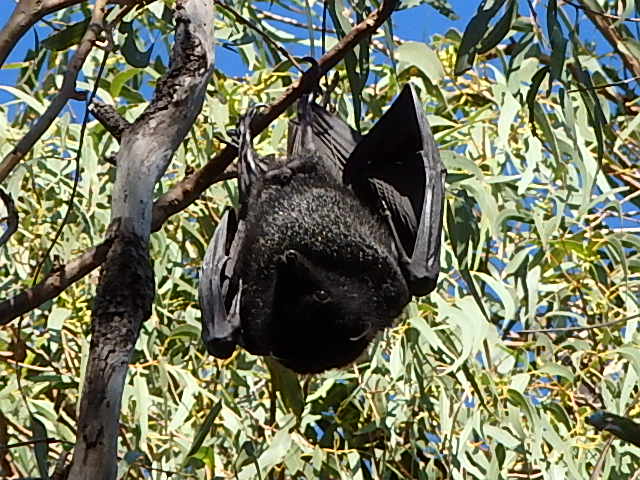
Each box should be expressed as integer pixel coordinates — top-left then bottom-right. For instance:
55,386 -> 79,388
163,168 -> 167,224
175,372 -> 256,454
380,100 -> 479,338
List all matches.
198,84 -> 445,373
587,410 -> 640,448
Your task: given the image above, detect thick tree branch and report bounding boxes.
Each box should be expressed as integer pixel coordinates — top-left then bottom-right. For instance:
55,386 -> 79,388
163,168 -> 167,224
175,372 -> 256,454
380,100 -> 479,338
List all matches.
0,0 -> 109,183
89,100 -> 131,141
0,0 -> 399,326
0,0 -> 81,68
67,0 -> 215,476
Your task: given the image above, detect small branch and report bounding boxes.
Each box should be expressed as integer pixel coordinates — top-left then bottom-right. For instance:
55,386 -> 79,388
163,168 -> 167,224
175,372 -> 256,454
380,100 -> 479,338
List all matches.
0,0 -> 110,183
259,9 -> 338,34
576,0 -> 640,80
561,0 -> 640,23
0,0 -> 80,67
515,314 -> 638,335
0,0 -> 400,326
0,437 -> 69,449
0,189 -> 18,248
0,0 -> 136,68
567,75 -> 640,94
89,100 -> 131,141
258,8 -> 399,56
0,240 -> 113,325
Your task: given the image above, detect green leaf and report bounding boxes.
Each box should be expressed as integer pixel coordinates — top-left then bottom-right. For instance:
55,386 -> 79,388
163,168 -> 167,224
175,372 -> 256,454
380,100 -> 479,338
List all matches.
42,19 -> 89,51
110,68 -> 142,98
455,0 -> 507,74
265,358 -> 304,418
478,0 -> 518,54
31,415 -> 49,480
186,400 -> 222,458
122,31 -> 153,68
396,41 -> 445,82
525,66 -> 549,137
539,363 -> 575,383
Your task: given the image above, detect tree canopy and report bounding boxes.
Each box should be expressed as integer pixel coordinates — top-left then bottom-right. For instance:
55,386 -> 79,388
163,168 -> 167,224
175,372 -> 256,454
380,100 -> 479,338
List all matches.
0,0 -> 639,478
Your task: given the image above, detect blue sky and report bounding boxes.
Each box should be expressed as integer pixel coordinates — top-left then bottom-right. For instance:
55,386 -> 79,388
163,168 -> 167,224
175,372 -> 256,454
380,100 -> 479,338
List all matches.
0,2 -> 479,97
0,0 -> 612,99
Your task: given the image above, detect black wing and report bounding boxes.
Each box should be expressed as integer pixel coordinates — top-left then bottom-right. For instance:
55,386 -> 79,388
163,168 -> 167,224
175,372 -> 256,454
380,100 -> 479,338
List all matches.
287,97 -> 361,179
199,107 -> 265,358
344,84 -> 445,296
291,85 -> 445,296
198,209 -> 242,358
587,410 -> 640,448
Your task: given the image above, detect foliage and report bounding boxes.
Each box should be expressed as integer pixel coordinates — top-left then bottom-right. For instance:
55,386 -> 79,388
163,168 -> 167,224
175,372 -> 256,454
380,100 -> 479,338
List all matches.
1,0 -> 639,478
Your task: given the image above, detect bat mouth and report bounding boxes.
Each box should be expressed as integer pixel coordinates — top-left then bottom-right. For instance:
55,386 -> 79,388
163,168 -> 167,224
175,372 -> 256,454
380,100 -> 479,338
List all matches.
349,321 -> 371,341
271,320 -> 373,373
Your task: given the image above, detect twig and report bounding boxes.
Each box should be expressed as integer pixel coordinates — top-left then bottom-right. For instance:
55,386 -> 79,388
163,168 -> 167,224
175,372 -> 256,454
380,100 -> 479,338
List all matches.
516,314 -> 639,335
0,189 -> 18,247
0,0 -> 110,183
1,437 -> 71,449
214,0 -> 303,72
258,8 -> 397,56
259,9 -> 337,34
561,0 -> 640,23
576,0 -> 640,79
567,75 -> 640,93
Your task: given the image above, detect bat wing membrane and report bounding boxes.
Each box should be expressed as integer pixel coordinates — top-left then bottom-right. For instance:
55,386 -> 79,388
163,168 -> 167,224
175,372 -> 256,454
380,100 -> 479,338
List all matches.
287,86 -> 444,295
199,106 -> 268,358
288,97 -> 362,179
198,206 -> 243,359
343,84 -> 445,296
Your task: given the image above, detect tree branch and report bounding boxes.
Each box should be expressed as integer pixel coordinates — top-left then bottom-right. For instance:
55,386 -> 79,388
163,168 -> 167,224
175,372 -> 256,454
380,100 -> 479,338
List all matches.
0,189 -> 18,248
67,0 -> 215,476
89,100 -> 131,142
0,0 -> 81,68
0,0 -> 400,326
0,0 -> 109,183
576,0 -> 640,79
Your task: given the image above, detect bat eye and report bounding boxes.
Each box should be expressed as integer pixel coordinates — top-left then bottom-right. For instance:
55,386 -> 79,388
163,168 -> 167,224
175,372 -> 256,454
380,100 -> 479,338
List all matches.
314,289 -> 330,303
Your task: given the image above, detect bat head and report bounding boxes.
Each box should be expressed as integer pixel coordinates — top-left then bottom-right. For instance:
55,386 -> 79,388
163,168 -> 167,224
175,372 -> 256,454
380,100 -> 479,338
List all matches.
269,249 -> 409,373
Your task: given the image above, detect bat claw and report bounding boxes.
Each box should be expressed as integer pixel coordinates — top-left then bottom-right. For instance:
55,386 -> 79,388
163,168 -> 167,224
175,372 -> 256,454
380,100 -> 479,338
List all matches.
283,250 -> 299,264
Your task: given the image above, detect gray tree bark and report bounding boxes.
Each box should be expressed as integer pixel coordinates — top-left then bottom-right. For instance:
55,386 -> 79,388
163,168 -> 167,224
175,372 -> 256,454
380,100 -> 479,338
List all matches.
67,1 -> 214,478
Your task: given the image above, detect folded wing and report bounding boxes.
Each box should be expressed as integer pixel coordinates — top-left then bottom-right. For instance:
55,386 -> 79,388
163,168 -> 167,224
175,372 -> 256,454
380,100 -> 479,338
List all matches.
288,85 -> 446,296
344,84 -> 445,296
198,209 -> 242,358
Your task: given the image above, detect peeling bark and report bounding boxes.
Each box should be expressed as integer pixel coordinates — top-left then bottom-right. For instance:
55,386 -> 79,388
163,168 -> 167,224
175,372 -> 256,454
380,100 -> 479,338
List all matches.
67,0 -> 215,477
